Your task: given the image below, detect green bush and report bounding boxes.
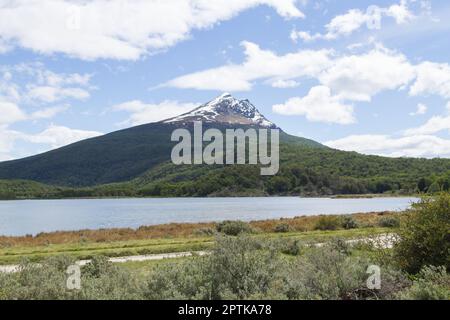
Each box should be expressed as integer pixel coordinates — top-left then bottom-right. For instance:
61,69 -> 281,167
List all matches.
397,266 -> 450,300
144,236 -> 282,299
394,194 -> 450,273
274,223 -> 291,233
283,243 -> 408,300
216,220 -> 252,236
314,216 -> 342,231
0,255 -> 142,300
378,216 -> 400,228
280,239 -> 302,256
341,216 -> 359,229
194,228 -> 215,236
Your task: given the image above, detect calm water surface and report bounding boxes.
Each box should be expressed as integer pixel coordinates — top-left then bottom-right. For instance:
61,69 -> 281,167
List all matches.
0,197 -> 418,236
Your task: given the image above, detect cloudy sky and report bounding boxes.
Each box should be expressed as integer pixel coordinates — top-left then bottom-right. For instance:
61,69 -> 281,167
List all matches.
1,0 -> 450,161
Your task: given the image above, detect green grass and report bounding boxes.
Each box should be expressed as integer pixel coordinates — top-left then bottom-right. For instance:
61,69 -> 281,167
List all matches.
0,227 -> 390,265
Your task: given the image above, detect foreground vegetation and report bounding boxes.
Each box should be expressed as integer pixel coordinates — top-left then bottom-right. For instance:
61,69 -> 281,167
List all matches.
0,194 -> 448,300
0,235 -> 448,300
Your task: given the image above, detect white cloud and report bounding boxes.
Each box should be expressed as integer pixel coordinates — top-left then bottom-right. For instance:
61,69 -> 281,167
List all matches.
409,103 -> 427,116
163,41 -> 333,91
21,125 -> 102,149
27,86 -> 90,103
163,40 -> 450,131
164,43 -> 415,104
0,0 -> 303,60
291,1 -> 414,42
325,134 -> 450,158
0,123 -> 101,160
0,100 -> 26,125
0,126 -> 21,161
404,115 -> 450,135
319,47 -> 415,101
0,73 -> 20,102
387,0 -> 415,24
1,63 -> 93,105
113,100 -> 198,126
272,86 -> 355,124
409,61 -> 450,99
29,105 -> 68,120
270,79 -> 300,88
325,8 -> 378,39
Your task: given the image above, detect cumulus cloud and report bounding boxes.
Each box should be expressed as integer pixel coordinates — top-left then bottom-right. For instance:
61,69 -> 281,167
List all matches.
0,100 -> 27,125
272,86 -> 355,124
0,0 -> 304,60
404,115 -> 450,135
409,61 -> 450,99
164,42 -> 415,101
161,36 -> 450,127
20,125 -> 102,149
0,63 -> 95,159
409,103 -> 427,116
27,86 -> 90,103
386,0 -> 415,24
163,41 -> 333,91
319,46 -> 415,102
29,105 -> 69,120
0,123 -> 101,160
325,134 -> 450,158
291,0 -> 414,42
270,79 -> 300,88
113,100 -> 199,126
1,63 -> 93,105
0,126 -> 21,161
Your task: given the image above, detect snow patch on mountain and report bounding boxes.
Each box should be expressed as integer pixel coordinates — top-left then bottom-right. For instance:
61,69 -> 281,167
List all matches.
163,93 -> 276,128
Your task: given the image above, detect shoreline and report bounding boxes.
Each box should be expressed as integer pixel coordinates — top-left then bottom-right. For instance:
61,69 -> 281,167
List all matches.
0,210 -> 401,245
0,193 -> 420,201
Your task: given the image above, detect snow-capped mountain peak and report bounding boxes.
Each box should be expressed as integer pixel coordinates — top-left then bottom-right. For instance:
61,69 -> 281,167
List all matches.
163,93 -> 276,128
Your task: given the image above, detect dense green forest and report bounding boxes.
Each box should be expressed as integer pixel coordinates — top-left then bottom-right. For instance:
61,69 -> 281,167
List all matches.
1,159 -> 449,199
1,122 -> 450,199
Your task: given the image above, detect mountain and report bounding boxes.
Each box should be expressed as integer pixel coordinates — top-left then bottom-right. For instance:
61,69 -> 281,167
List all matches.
163,93 -> 276,128
0,93 -> 321,187
1,93 -> 450,197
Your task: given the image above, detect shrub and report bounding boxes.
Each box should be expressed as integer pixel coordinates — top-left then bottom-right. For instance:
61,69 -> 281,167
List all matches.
341,216 -> 358,229
279,239 -> 302,256
394,194 -> 450,273
194,228 -> 215,236
82,256 -> 116,278
274,223 -> 291,233
144,236 -> 283,300
378,216 -> 400,228
283,244 -> 408,300
397,266 -> 450,300
216,220 -> 252,236
0,255 -> 143,300
314,216 -> 342,231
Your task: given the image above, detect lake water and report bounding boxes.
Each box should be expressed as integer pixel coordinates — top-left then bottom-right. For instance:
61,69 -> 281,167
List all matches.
0,197 -> 419,236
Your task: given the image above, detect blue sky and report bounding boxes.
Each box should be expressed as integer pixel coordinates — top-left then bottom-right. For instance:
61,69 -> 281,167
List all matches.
1,0 -> 450,160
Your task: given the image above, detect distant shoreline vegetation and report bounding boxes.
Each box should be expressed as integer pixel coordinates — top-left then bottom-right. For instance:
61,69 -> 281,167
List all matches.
0,169 -> 449,200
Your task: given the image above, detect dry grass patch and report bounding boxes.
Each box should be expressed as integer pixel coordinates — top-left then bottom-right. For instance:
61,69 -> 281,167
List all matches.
0,211 -> 401,249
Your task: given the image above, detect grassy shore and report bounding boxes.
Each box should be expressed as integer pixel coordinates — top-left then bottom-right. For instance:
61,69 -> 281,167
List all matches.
0,211 -> 400,265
